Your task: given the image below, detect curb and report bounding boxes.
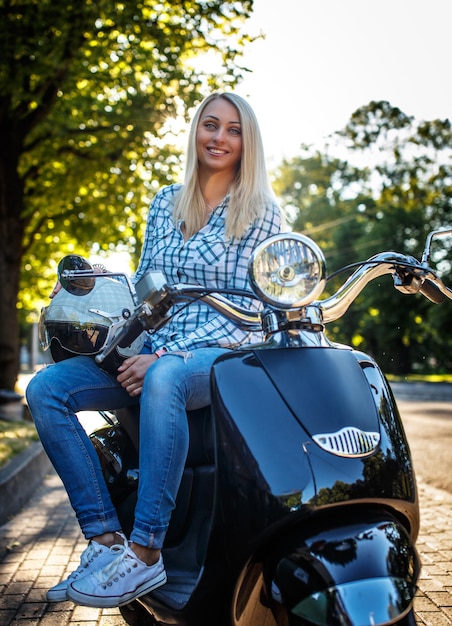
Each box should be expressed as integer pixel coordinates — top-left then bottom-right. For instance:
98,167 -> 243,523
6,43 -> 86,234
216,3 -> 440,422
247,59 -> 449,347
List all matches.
390,381 -> 452,401
0,440 -> 52,526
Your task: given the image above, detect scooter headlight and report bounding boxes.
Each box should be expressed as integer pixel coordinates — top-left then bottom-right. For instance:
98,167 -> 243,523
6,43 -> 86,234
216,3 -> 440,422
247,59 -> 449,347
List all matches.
248,233 -> 326,309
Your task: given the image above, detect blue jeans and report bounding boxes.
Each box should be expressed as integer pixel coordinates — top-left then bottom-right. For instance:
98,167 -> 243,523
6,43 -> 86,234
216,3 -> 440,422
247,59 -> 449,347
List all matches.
26,348 -> 228,549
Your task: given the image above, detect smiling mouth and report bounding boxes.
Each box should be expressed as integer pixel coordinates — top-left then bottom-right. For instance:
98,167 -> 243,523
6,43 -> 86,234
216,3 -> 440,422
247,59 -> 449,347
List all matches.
207,147 -> 228,155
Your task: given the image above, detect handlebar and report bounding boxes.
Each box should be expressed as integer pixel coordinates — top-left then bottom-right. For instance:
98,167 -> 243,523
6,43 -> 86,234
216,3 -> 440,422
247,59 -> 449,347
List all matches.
419,279 -> 447,304
164,252 -> 452,327
84,234 -> 452,364
95,250 -> 452,365
320,252 -> 452,323
169,285 -> 263,329
95,286 -> 264,365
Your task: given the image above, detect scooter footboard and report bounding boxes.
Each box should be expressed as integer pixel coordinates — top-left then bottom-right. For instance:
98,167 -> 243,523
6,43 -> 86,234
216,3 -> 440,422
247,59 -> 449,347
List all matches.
233,510 -> 420,626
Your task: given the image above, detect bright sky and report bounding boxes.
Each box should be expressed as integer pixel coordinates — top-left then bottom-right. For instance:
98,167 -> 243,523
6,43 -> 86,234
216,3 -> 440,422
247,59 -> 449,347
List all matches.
234,0 -> 452,164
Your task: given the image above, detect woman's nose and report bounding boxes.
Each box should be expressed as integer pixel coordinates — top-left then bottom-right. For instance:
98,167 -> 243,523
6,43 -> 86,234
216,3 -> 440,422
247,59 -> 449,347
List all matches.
212,126 -> 225,142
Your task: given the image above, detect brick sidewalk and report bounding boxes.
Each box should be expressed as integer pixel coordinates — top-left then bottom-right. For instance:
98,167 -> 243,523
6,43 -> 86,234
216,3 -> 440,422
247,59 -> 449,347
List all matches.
415,480 -> 452,625
0,471 -> 451,625
0,471 -> 122,625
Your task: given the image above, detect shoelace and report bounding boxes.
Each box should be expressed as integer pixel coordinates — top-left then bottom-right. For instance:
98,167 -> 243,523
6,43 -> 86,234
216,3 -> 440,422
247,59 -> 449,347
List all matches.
93,543 -> 137,586
78,542 -> 102,572
78,532 -> 126,574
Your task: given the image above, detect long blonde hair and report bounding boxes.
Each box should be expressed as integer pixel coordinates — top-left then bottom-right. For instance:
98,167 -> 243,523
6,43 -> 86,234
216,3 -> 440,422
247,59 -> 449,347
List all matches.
173,93 -> 276,240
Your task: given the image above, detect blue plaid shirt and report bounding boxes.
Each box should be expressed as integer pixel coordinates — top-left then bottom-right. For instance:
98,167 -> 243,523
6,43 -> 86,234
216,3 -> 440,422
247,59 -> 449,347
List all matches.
134,184 -> 282,352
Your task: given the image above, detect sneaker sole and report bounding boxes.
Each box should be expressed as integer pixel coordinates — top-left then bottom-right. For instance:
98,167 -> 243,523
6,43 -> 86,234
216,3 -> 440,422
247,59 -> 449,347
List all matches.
67,570 -> 167,608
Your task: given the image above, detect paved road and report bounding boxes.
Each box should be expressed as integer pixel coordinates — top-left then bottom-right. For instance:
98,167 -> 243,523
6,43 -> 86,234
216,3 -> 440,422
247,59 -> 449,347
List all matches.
391,381 -> 452,403
391,381 -> 452,494
398,399 -> 452,494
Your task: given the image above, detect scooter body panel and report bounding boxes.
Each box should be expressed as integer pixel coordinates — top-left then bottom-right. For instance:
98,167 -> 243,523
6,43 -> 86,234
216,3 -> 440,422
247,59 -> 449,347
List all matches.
211,347 -> 418,538
92,344 -> 419,625
210,346 -> 419,624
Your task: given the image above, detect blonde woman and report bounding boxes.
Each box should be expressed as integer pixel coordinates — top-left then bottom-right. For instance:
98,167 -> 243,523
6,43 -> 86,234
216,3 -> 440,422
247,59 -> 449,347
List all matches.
27,93 -> 282,608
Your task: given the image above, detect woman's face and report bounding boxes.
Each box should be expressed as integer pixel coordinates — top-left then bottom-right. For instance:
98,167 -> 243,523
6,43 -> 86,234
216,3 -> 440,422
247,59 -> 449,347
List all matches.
196,98 -> 242,175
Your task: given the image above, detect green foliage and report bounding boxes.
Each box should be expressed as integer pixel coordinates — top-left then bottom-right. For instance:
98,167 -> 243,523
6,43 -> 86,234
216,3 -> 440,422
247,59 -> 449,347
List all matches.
3,0 -> 254,297
273,101 -> 452,375
0,0 -> 255,387
273,150 -> 373,273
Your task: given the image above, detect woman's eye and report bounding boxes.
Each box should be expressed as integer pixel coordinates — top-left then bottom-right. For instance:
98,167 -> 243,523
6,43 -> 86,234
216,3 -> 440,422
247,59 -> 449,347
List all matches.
229,127 -> 241,135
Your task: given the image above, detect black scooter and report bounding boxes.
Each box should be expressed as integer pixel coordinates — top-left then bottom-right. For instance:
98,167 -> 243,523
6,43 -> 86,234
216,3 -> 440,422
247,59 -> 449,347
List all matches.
51,229 -> 452,626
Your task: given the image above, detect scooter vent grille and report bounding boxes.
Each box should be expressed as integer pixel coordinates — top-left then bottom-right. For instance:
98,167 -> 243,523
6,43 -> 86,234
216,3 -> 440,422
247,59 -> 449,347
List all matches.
313,426 -> 380,457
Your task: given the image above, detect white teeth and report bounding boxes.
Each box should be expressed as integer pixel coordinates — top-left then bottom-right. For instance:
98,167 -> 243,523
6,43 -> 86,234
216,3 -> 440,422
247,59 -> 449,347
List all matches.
208,148 -> 226,155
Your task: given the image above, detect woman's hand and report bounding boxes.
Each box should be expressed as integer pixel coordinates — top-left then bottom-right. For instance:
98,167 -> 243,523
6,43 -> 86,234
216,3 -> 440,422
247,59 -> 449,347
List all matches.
117,354 -> 159,397
50,280 -> 62,298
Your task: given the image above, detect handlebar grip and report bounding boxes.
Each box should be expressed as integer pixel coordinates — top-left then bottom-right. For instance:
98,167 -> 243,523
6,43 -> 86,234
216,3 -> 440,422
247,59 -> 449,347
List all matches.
419,279 -> 446,303
95,316 -> 146,365
117,316 -> 147,347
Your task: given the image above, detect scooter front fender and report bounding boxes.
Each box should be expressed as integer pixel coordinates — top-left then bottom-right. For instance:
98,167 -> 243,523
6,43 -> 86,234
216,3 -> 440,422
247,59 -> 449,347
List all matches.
233,511 -> 420,626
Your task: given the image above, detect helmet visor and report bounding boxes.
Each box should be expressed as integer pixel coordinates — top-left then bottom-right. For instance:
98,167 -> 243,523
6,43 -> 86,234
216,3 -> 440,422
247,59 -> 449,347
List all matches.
40,318 -> 109,355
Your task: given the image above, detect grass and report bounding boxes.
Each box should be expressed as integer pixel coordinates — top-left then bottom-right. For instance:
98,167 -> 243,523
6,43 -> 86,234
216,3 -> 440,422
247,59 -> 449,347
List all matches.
386,373 -> 452,383
0,418 -> 39,469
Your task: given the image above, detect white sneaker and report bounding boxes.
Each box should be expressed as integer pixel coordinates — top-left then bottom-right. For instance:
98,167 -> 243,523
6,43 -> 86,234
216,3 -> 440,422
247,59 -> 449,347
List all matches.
67,542 -> 167,608
47,539 -> 123,602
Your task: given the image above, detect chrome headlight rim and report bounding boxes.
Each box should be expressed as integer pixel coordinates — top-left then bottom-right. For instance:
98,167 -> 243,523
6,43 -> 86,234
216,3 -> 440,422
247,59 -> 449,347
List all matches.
248,233 -> 327,310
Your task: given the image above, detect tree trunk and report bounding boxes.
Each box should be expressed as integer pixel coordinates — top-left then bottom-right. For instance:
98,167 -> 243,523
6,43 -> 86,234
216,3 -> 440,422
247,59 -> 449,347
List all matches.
0,117 -> 26,391
0,250 -> 22,390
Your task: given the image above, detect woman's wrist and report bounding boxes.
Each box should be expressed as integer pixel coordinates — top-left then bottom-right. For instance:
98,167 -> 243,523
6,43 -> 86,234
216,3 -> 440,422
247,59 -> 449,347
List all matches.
154,347 -> 168,358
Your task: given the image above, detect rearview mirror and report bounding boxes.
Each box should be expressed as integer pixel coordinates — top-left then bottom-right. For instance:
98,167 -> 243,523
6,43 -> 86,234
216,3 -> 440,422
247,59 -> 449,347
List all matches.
57,255 -> 96,295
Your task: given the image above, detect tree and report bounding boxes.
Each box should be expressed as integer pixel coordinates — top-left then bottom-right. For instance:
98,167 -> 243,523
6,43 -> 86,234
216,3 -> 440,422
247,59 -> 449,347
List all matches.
0,0 -> 254,390
273,148 -> 373,269
274,101 -> 452,374
338,102 -> 452,373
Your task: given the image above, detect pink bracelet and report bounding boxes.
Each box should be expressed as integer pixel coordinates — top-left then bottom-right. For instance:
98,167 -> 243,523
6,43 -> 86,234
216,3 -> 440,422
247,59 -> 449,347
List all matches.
155,348 -> 168,358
